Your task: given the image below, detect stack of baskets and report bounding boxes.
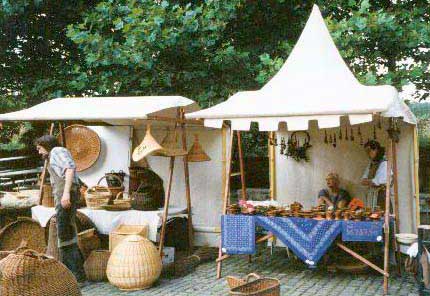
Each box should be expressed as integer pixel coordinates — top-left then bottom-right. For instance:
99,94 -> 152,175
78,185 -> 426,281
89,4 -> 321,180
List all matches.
85,174 -> 125,209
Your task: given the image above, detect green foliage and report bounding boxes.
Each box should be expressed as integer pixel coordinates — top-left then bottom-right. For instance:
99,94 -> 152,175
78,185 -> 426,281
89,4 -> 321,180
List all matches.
1,0 -> 430,155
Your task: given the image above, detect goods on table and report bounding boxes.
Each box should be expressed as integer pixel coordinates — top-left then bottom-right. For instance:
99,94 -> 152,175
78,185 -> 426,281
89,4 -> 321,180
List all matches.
225,201 -> 383,222
0,248 -> 81,296
84,250 -> 111,282
107,235 -> 162,290
85,186 -> 111,209
129,167 -> 165,210
101,199 -> 131,211
109,224 -> 149,252
0,217 -> 46,253
229,273 -> 280,296
97,174 -> 124,205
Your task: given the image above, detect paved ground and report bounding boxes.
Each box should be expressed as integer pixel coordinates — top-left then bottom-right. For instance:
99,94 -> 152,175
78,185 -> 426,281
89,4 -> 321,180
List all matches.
82,248 -> 419,296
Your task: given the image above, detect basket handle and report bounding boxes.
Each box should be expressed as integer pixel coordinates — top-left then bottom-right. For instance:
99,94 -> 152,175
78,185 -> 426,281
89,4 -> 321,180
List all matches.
245,273 -> 261,283
86,185 -> 111,194
115,191 -> 124,200
97,174 -> 124,187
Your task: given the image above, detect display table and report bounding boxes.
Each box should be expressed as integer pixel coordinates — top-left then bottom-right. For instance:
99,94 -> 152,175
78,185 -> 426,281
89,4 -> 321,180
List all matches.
221,215 -> 384,266
32,205 -> 187,241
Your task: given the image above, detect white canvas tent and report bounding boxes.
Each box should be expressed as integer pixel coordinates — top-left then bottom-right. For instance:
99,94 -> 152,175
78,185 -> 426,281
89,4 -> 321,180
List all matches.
186,5 -> 419,294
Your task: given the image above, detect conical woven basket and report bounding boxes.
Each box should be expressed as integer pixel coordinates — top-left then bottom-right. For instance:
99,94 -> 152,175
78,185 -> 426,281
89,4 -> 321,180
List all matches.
0,248 -> 81,296
84,250 -> 111,282
107,235 -> 162,291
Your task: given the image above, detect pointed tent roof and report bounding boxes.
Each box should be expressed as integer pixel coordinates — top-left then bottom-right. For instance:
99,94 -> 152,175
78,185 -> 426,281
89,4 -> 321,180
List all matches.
186,5 -> 415,131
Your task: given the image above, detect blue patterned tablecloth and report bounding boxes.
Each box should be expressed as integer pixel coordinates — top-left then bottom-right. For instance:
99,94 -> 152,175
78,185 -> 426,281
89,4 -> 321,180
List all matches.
221,215 -> 385,266
342,220 -> 384,242
255,216 -> 342,266
221,215 -> 256,255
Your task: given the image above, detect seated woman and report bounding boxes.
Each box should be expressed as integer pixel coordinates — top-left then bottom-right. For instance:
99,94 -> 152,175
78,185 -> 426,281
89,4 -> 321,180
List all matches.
317,173 -> 351,210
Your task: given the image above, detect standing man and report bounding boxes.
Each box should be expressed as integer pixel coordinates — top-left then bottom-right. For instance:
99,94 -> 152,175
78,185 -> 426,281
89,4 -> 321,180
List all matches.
35,135 -> 86,282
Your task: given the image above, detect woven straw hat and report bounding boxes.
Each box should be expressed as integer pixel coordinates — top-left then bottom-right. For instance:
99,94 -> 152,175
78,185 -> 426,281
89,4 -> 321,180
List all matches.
153,128 -> 187,157
188,134 -> 210,162
132,126 -> 164,162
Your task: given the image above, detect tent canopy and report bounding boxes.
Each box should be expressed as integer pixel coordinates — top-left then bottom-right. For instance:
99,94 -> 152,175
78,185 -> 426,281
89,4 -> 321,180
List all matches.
186,5 -> 416,131
0,96 -> 200,126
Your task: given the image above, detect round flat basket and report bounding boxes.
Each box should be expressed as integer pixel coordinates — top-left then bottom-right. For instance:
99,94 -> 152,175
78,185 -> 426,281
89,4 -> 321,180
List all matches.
0,217 -> 46,253
61,124 -> 101,172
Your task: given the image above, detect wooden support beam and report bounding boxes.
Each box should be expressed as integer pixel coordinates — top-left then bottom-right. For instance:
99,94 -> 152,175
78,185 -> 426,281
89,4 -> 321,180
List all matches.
237,131 -> 246,200
217,127 -> 234,279
147,115 -> 203,125
158,155 -> 175,257
383,138 -> 393,295
391,140 -> 402,274
413,126 -> 420,227
268,132 -> 276,200
38,123 -> 55,205
336,243 -> 388,277
180,108 -> 193,255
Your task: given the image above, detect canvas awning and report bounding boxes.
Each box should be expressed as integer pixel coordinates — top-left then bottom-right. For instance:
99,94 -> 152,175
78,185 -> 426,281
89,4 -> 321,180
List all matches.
186,5 -> 416,131
0,96 -> 200,126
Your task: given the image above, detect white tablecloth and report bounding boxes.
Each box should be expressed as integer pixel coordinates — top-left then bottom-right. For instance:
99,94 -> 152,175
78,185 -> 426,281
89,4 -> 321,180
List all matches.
32,205 -> 187,242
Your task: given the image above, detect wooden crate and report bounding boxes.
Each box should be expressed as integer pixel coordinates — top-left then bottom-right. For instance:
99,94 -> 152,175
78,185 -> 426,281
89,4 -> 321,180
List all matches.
109,224 -> 148,252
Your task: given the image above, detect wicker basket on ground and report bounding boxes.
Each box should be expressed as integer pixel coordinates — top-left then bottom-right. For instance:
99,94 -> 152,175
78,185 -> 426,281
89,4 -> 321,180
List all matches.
0,217 -> 46,253
0,248 -> 81,296
229,274 -> 280,296
107,235 -> 162,290
84,250 -> 111,281
78,228 -> 100,260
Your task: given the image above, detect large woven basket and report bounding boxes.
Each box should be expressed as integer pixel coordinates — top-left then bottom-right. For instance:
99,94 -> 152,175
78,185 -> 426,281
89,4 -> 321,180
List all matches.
85,186 -> 111,209
229,275 -> 280,296
62,124 -> 101,172
0,217 -> 46,253
0,248 -> 81,296
109,224 -> 148,252
84,250 -> 111,282
107,235 -> 162,291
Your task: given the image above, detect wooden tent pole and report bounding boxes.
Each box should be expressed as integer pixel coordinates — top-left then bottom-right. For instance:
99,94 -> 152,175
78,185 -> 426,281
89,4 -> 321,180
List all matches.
237,131 -> 246,200
217,127 -> 234,279
383,138 -> 393,295
413,126 -> 421,227
391,139 -> 402,274
159,155 -> 175,256
269,132 -> 276,200
180,108 -> 193,255
38,123 -> 55,205
59,122 -> 66,146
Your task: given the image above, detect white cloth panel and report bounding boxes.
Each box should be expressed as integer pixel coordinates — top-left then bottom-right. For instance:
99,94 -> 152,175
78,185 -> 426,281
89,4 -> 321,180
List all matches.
204,119 -> 224,129
349,114 -> 373,125
31,205 -> 186,241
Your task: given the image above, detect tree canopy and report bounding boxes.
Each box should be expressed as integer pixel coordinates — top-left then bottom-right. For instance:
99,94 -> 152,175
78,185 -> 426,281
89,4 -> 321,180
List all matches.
0,0 -> 429,150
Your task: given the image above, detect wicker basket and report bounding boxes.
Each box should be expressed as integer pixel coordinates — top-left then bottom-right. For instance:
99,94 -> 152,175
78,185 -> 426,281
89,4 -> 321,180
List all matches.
227,273 -> 261,289
84,250 -> 111,282
41,184 -> 55,207
0,248 -> 81,296
78,228 -> 100,260
109,224 -> 148,252
107,235 -> 162,291
229,275 -> 280,296
97,174 -> 124,204
85,186 -> 111,209
0,217 -> 46,253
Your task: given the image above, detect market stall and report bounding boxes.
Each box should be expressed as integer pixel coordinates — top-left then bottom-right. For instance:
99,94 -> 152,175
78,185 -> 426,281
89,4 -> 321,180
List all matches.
186,5 -> 418,295
0,96 -> 202,255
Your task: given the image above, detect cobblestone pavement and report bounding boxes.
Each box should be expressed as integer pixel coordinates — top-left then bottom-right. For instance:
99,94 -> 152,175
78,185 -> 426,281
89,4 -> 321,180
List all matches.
82,249 -> 419,296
